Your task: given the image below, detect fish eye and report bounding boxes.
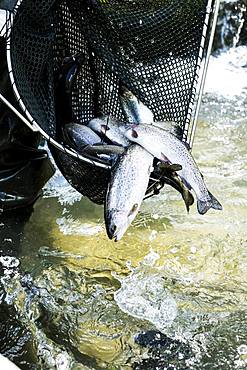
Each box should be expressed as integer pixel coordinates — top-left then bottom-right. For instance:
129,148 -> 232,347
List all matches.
101,124 -> 110,131
128,203 -> 138,217
131,129 -> 138,138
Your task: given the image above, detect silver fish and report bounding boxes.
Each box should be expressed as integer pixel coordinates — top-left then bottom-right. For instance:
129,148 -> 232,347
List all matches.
88,116 -> 130,147
124,124 -> 222,215
118,90 -> 193,210
119,85 -> 154,124
64,123 -> 101,148
119,85 -> 183,139
105,144 -> 153,241
63,123 -> 124,157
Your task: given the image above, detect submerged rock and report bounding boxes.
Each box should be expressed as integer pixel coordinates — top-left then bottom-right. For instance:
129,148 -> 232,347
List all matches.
133,330 -> 193,370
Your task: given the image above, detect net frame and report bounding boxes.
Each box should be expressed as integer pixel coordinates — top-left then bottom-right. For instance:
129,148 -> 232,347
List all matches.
3,0 -> 110,170
1,0 -> 220,165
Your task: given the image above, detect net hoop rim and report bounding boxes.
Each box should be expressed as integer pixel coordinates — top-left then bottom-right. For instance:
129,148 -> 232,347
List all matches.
4,0 -> 220,162
186,0 -> 221,149
5,0 -> 111,170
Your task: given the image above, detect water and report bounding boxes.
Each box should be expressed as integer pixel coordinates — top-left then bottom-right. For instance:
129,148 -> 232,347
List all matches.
215,0 -> 247,50
1,10 -> 247,370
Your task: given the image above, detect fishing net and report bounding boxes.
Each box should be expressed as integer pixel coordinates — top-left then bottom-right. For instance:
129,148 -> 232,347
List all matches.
2,0 -> 219,204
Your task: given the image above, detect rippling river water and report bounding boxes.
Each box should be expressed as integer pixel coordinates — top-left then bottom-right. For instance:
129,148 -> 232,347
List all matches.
1,43 -> 247,369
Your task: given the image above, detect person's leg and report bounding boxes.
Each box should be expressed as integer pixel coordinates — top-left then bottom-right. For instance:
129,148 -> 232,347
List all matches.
0,35 -> 55,257
0,35 -> 55,213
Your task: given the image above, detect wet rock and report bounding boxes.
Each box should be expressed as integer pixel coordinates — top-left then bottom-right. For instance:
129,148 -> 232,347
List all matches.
0,301 -> 38,369
133,330 -> 193,370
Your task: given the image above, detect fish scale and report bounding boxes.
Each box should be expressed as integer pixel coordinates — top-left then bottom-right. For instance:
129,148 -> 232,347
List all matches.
124,124 -> 222,214
105,144 -> 153,241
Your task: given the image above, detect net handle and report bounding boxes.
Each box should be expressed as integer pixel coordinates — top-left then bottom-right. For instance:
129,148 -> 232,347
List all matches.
187,0 -> 221,149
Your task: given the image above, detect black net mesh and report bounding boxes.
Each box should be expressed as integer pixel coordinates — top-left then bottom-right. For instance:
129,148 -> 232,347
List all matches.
7,0 -> 215,204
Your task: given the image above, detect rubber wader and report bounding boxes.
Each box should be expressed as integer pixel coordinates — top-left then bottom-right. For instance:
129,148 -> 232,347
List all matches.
0,35 -> 55,254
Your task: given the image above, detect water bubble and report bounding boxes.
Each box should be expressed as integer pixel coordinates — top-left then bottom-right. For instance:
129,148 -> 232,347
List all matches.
149,230 -> 158,241
3,238 -> 12,243
237,344 -> 247,355
115,271 -> 177,330
190,246 -> 197,254
55,353 -> 70,370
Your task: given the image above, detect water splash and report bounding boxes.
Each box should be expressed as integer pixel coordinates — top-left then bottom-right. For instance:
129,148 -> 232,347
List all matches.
204,45 -> 247,98
217,1 -> 247,50
44,168 -> 81,206
233,3 -> 246,47
114,251 -> 178,331
56,216 -> 103,236
0,272 -> 74,369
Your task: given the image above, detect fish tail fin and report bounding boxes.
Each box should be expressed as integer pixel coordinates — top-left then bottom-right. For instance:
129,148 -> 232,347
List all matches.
197,192 -> 222,215
208,191 -> 223,210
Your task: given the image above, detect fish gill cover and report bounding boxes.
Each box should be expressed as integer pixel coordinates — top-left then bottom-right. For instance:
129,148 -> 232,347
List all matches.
9,0 -> 212,203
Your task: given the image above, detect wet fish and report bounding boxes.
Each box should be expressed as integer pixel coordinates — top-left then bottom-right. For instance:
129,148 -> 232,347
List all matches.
101,89 -> 191,212
119,85 -> 183,139
89,114 -> 183,148
88,116 -> 130,147
152,162 -> 194,212
105,144 -> 153,241
119,85 -> 154,124
63,123 -> 124,157
55,54 -> 84,126
118,88 -> 193,209
89,116 -> 193,210
124,124 -> 222,214
64,123 -> 102,148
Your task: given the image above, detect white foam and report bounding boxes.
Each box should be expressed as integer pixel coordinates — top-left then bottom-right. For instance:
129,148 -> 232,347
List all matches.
114,251 -> 177,330
56,216 -> 102,236
44,169 -> 82,205
204,46 -> 247,98
115,271 -> 177,330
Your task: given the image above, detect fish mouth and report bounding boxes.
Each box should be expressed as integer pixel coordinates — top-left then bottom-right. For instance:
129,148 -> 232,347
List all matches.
107,223 -> 117,241
105,209 -> 117,240
106,221 -> 123,242
105,209 -> 128,242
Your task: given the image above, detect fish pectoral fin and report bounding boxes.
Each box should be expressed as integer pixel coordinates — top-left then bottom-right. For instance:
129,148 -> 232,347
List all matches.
128,203 -> 138,217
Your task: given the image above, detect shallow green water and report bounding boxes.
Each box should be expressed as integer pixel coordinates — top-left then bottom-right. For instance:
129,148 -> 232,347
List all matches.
1,49 -> 247,369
